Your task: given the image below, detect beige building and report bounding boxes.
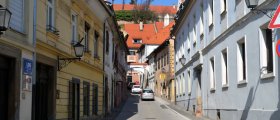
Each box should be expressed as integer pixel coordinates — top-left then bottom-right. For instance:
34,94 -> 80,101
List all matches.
34,0 -> 113,119
147,39 -> 175,103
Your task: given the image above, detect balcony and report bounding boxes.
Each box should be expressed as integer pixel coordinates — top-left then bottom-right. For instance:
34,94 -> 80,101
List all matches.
127,55 -> 138,63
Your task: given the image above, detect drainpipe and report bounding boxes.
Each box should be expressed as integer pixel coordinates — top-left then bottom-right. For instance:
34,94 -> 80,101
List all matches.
103,19 -> 106,117
31,0 -> 37,119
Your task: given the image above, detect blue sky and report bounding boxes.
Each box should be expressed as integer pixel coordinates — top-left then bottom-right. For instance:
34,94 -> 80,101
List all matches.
112,0 -> 177,6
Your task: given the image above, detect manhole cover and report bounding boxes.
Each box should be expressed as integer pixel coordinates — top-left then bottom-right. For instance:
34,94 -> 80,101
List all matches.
160,105 -> 167,109
145,118 -> 157,119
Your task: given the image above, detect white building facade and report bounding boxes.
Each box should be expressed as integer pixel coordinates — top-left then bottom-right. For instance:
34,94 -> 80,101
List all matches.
173,0 -> 280,119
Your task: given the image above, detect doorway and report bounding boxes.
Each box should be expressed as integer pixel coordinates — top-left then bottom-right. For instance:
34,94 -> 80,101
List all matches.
69,78 -> 80,120
32,62 -> 55,120
0,55 -> 15,120
195,68 -> 202,117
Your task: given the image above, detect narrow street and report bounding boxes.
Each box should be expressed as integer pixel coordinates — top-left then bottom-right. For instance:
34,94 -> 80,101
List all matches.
115,94 -> 191,120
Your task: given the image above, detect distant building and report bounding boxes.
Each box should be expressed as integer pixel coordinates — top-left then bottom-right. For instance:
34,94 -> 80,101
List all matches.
124,21 -> 173,88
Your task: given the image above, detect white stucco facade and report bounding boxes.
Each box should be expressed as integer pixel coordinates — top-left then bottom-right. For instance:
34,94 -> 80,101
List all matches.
173,0 -> 280,120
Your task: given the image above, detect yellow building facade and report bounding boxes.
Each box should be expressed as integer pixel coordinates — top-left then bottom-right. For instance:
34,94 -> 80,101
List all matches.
34,0 -> 110,119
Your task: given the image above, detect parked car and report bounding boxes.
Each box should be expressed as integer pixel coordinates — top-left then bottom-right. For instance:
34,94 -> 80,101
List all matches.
141,89 -> 154,101
131,85 -> 142,94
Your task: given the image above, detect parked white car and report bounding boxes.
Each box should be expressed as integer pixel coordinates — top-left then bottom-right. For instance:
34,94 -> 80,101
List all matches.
131,85 -> 142,94
141,89 -> 154,101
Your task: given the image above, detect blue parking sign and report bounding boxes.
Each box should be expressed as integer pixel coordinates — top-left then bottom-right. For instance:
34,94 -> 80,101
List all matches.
23,59 -> 33,75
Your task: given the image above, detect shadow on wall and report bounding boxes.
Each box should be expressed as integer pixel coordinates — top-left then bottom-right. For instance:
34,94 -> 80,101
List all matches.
115,94 -> 140,120
240,87 -> 254,120
270,29 -> 280,120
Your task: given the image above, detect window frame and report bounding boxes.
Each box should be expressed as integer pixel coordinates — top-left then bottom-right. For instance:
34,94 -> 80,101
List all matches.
210,57 -> 215,91
237,38 -> 247,83
94,31 -> 100,58
8,0 -> 25,33
221,48 -> 228,87
83,81 -> 90,116
259,27 -> 275,79
71,12 -> 78,43
47,0 -> 55,27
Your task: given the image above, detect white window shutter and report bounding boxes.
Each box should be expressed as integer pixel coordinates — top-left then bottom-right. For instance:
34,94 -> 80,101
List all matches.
8,0 -> 24,32
220,0 -> 225,14
208,2 -> 213,26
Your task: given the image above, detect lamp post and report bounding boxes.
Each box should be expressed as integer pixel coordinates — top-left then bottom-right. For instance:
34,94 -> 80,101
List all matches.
57,38 -> 85,71
179,55 -> 186,65
245,0 -> 276,18
0,5 -> 12,35
245,0 -> 259,9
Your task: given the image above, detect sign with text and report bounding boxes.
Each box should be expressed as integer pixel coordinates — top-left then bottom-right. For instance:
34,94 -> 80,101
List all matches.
23,59 -> 33,75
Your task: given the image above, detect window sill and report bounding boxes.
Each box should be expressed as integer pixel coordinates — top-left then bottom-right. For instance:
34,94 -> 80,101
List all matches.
9,28 -> 26,35
209,24 -> 214,31
222,84 -> 229,88
238,80 -> 247,85
220,11 -> 227,17
47,31 -> 59,41
261,73 -> 275,80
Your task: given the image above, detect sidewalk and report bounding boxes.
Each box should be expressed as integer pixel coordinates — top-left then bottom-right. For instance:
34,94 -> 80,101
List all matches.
102,95 -> 129,120
155,96 -> 212,120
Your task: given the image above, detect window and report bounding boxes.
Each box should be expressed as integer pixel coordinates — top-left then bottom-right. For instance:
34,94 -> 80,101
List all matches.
237,39 -> 246,82
106,30 -> 110,54
161,56 -> 164,68
210,57 -> 215,90
47,0 -> 55,27
157,58 -> 160,69
94,31 -> 99,58
182,73 -> 185,95
129,50 -> 135,55
176,78 -> 179,96
260,28 -> 274,74
69,79 -> 80,119
92,83 -> 98,115
180,75 -> 184,95
133,39 -> 142,44
84,22 -> 90,52
220,0 -> 226,14
221,49 -> 228,86
83,82 -> 90,116
200,3 -> 204,36
193,15 -> 197,44
8,0 -> 24,32
208,0 -> 214,26
187,71 -> 191,94
71,13 -> 78,43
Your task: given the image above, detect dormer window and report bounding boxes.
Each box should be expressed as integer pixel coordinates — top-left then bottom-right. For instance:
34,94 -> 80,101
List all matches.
133,39 -> 142,44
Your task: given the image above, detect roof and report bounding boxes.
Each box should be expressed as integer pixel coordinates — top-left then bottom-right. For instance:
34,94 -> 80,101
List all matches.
124,22 -> 174,49
113,4 -> 177,15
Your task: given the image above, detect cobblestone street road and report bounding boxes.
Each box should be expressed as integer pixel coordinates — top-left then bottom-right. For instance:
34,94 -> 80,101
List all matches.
115,94 -> 191,120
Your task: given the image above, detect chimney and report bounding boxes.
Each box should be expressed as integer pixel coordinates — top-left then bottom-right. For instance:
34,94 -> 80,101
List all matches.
173,4 -> 176,9
139,21 -> 143,31
164,14 -> 170,27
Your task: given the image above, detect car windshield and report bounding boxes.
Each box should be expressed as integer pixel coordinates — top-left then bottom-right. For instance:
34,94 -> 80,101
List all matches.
143,90 -> 153,93
133,86 -> 140,88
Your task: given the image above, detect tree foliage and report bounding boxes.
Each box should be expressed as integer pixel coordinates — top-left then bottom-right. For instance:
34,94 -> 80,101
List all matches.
115,10 -> 134,22
115,0 -> 156,23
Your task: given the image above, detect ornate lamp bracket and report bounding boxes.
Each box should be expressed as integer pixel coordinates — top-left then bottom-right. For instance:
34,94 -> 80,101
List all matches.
57,56 -> 81,71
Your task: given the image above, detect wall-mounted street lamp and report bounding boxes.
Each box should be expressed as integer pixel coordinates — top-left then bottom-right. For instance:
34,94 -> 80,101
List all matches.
245,0 -> 276,18
57,38 -> 85,71
179,55 -> 186,65
0,5 -> 12,35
